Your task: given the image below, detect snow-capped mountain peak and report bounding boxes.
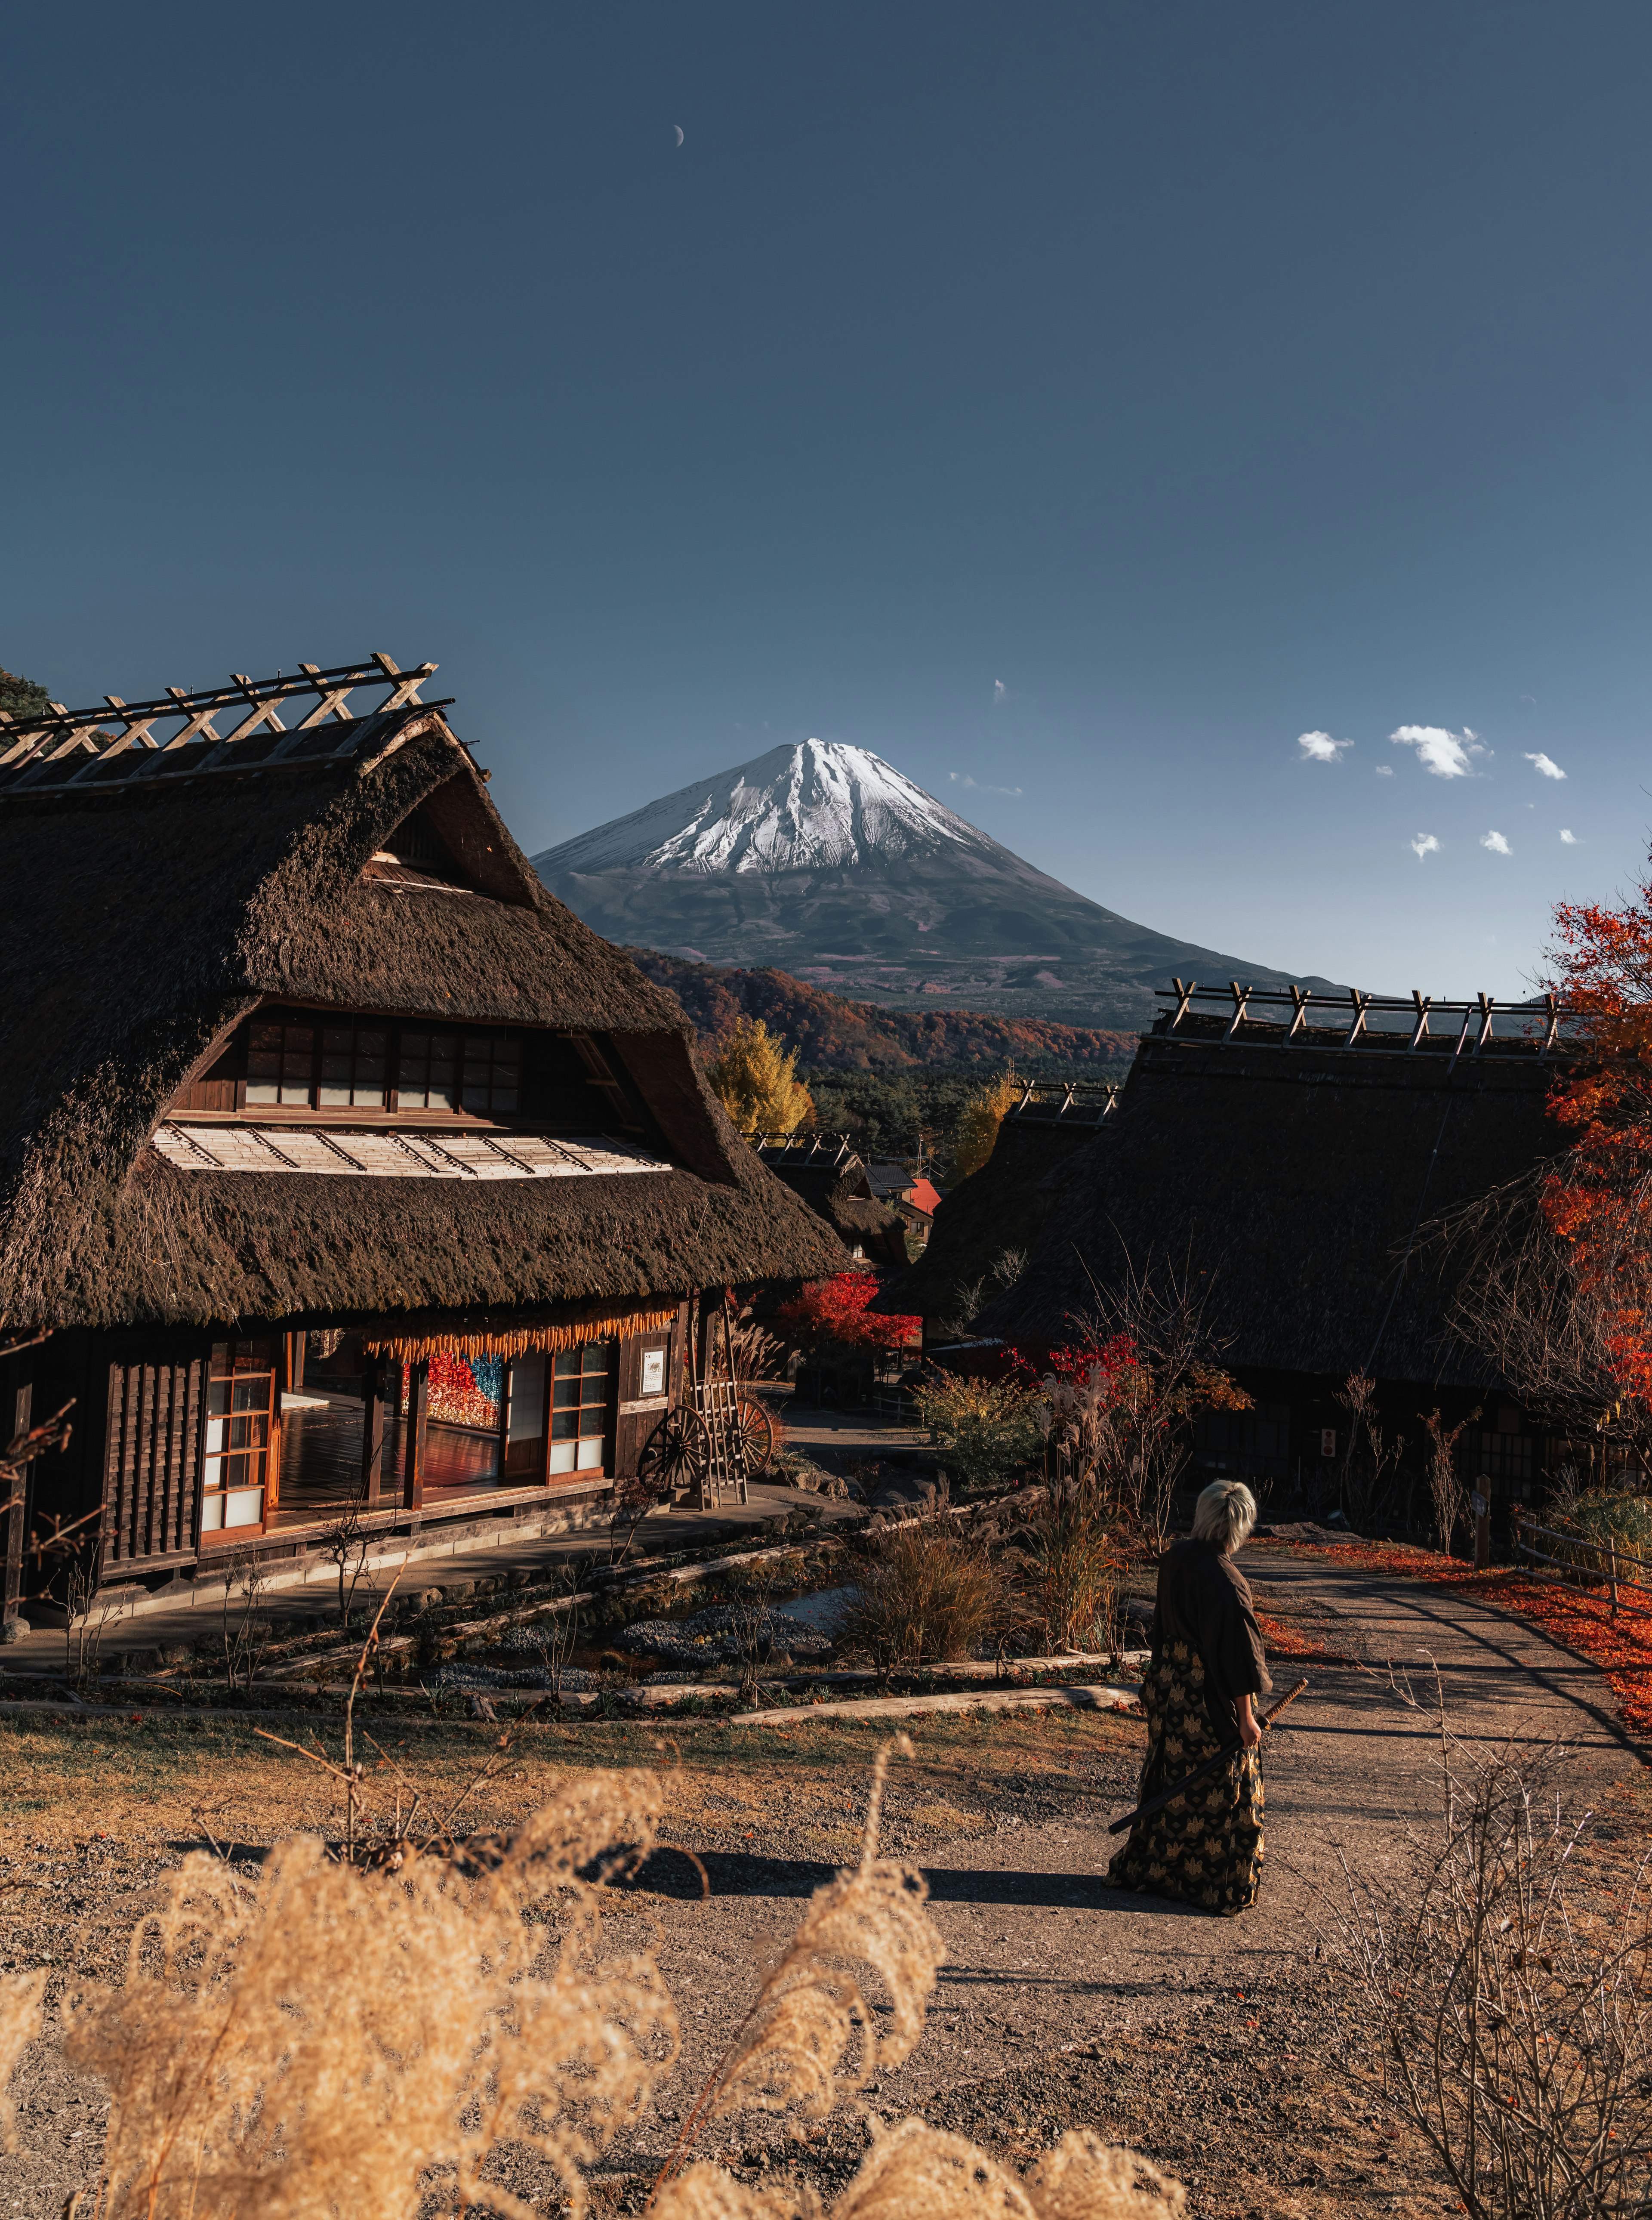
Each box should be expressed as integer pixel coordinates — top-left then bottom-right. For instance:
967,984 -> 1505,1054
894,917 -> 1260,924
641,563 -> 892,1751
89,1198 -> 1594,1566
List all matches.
534,739 -> 999,877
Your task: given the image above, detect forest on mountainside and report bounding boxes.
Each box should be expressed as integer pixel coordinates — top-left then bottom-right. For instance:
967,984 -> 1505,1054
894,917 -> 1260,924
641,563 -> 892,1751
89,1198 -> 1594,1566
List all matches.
625,948 -> 1135,1074
629,946 -> 1133,1166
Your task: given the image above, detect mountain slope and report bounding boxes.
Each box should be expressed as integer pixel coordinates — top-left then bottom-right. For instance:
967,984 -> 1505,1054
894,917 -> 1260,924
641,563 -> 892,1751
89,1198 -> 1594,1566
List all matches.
624,948 -> 1135,1071
533,739 -> 1344,1028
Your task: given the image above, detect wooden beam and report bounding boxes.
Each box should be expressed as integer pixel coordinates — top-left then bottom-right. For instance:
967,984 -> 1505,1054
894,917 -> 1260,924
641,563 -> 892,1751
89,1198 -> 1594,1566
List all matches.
360,1353 -> 387,1509
2,1380 -> 28,1638
402,1359 -> 428,1512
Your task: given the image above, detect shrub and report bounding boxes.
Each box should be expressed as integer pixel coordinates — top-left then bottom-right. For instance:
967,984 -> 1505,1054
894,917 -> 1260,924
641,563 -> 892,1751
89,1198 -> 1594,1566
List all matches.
773,1271 -> 921,1352
912,1369 -> 1044,1493
1544,1488 -> 1652,1585
843,1523 -> 1006,1667
1334,1741 -> 1652,2220
1028,1475 -> 1119,1653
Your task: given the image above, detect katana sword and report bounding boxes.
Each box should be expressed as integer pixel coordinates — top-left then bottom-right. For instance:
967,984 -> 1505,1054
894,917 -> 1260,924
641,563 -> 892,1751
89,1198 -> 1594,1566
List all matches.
1106,1676 -> 1309,1836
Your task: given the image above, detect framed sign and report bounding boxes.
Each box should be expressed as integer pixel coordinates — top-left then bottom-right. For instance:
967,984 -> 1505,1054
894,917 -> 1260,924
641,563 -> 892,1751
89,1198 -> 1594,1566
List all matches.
640,1347 -> 667,1397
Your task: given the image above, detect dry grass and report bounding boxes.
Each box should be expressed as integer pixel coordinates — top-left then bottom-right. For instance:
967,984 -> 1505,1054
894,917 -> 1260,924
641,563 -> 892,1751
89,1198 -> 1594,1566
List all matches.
0,1726 -> 1182,2220
843,1528 -> 1006,1670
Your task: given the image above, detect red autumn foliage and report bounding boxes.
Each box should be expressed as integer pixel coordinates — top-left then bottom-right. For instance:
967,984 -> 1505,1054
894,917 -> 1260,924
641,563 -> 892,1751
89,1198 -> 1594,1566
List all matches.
1541,871 -> 1652,1405
773,1272 -> 922,1351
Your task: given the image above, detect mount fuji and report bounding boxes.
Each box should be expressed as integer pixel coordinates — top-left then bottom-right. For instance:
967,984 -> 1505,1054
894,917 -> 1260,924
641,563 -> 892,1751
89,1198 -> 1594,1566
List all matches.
530,739 -> 1340,1028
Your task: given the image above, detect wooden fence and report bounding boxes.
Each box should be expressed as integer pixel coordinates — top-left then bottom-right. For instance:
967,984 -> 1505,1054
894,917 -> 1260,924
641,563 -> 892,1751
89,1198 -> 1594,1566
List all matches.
1510,1507 -> 1652,1621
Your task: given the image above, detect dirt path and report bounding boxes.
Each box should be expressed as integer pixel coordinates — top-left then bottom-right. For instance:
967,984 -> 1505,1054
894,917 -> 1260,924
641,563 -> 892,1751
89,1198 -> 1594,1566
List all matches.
612,1550 -> 1646,2214
1,1550 -> 1642,2220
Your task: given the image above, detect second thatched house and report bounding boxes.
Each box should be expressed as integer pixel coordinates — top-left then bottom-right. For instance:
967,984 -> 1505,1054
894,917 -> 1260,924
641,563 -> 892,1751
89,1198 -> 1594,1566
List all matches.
0,656 -> 843,1633
978,988 -> 1572,1519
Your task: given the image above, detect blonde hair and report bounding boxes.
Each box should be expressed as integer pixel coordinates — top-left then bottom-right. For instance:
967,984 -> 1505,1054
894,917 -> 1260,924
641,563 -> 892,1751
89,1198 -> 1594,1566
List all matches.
1193,1479 -> 1257,1554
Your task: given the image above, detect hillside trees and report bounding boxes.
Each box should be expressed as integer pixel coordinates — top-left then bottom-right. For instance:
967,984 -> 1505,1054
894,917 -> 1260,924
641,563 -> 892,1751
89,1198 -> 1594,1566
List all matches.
0,667 -> 49,719
947,1071 -> 1022,1182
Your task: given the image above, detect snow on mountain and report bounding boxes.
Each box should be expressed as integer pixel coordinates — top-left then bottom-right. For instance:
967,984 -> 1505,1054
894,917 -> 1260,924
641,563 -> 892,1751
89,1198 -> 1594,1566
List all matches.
534,740 -> 998,877
530,736 -> 1346,1030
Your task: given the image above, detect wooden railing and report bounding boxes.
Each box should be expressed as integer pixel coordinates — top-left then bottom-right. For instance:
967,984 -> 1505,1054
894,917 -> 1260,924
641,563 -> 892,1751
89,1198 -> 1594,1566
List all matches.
1511,1507 -> 1652,1619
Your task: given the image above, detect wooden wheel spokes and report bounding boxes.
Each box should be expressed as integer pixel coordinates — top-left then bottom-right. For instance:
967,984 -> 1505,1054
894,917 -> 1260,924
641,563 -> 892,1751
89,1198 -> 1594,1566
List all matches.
638,1406 -> 711,1494
733,1396 -> 775,1479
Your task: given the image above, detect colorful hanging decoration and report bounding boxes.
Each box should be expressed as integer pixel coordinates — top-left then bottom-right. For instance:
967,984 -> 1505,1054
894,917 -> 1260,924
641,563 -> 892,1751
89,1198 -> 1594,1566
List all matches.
407,1350 -> 501,1431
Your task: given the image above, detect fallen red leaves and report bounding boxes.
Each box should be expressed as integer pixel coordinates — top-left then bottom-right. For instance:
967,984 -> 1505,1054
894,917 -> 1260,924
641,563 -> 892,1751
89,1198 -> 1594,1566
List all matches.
1253,1610 -> 1338,1662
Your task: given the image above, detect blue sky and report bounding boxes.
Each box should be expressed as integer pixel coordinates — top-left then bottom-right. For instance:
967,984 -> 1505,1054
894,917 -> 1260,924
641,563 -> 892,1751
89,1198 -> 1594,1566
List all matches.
6,2 -> 1652,998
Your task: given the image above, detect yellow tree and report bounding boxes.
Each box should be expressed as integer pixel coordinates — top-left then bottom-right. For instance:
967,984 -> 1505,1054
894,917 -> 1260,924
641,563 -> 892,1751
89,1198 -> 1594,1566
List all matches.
709,1017 -> 814,1134
947,1069 -> 1021,1182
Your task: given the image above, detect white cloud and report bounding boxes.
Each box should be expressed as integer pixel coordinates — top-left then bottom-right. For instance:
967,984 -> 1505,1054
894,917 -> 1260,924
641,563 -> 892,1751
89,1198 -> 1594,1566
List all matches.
1560,828 -> 1578,844
1412,833 -> 1441,860
1390,724 -> 1491,778
1481,830 -> 1512,855
992,679 -> 1008,704
949,770 -> 1023,797
1523,750 -> 1566,780
1297,729 -> 1353,763
1375,764 -> 1394,777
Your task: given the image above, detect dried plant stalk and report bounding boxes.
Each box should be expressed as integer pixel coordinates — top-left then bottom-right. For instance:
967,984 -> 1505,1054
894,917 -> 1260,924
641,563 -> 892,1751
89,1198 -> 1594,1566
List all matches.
654,1738 -> 944,2195
0,1752 -> 1196,2220
650,2123 -> 1190,2220
63,1768 -> 677,2220
0,1970 -> 46,2152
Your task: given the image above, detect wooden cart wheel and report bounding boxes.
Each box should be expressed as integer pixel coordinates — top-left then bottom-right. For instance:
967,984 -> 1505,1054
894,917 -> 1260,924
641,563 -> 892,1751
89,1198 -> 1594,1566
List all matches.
733,1396 -> 776,1478
638,1406 -> 711,1494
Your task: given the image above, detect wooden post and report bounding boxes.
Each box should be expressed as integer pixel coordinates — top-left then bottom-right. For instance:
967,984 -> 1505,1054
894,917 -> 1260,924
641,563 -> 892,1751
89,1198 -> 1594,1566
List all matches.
1473,1485 -> 1490,1572
402,1359 -> 428,1512
1,1380 -> 30,1643
1610,1538 -> 1619,1618
360,1354 -> 386,1508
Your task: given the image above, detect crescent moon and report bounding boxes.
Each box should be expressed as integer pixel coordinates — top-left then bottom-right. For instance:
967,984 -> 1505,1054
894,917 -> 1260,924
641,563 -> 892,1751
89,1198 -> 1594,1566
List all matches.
674,125 -> 684,145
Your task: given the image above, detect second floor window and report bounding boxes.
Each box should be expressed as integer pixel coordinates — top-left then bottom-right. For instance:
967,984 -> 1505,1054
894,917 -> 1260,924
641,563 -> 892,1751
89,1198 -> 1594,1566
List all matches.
246,1022 -> 389,1109
398,1031 -> 520,1116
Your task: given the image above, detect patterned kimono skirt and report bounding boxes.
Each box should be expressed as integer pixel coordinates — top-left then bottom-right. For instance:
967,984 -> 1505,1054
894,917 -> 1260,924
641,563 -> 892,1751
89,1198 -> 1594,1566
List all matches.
1107,1639 -> 1265,1915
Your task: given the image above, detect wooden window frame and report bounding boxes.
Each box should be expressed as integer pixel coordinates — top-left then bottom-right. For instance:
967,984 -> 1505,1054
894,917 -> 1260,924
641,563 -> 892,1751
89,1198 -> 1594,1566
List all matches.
198,1337 -> 280,1546
170,1012 -> 641,1133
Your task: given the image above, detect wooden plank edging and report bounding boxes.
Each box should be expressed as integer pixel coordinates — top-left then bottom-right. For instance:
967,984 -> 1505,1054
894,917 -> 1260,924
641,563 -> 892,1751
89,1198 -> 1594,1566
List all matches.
725,1683 -> 1140,1727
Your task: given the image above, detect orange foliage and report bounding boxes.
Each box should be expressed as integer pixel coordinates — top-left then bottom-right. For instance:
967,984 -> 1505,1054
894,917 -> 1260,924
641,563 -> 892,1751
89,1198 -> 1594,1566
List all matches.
1542,874 -> 1652,1405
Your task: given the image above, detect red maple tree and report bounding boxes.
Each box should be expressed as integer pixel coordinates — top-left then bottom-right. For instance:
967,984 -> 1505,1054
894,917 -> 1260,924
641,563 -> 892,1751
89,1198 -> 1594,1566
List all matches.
1542,874 -> 1652,1403
773,1272 -> 922,1351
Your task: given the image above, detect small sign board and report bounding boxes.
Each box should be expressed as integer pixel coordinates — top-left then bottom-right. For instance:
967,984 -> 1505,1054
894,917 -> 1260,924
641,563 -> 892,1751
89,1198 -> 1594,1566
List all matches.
640,1347 -> 667,1396
1472,1490 -> 1489,1519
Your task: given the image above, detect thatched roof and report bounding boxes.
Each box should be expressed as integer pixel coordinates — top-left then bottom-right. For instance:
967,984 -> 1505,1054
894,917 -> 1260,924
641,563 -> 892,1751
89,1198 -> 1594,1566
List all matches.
751,1134 -> 906,1260
977,1017 -> 1569,1384
0,696 -> 844,1331
876,1114 -> 1106,1325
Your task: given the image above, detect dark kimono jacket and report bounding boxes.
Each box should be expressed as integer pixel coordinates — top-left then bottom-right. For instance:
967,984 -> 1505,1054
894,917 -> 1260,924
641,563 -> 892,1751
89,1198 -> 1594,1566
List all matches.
1150,1538 -> 1273,1743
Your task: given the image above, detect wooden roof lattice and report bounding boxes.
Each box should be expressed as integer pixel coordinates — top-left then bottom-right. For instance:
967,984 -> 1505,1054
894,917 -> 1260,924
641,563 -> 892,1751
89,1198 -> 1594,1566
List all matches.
1006,1079 -> 1119,1126
1156,979 -> 1571,1056
750,1131 -> 864,1170
0,654 -> 451,800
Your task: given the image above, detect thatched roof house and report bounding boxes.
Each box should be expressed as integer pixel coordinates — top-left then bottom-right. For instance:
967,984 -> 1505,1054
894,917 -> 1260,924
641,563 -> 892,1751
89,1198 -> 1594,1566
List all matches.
749,1133 -> 908,1266
0,658 -> 842,1623
977,991 -> 1571,1514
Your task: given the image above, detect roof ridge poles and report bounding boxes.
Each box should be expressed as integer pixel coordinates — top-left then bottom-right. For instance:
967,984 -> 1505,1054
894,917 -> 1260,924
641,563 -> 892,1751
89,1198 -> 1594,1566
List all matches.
1409,991 -> 1432,1051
